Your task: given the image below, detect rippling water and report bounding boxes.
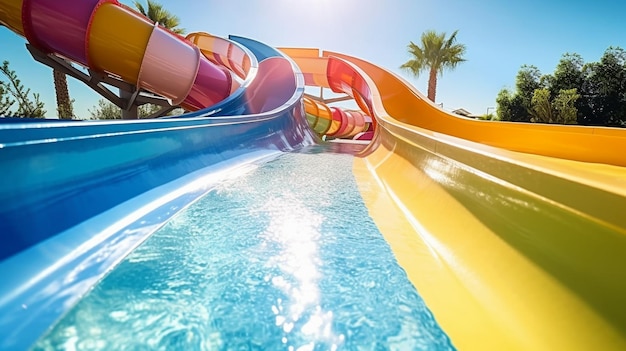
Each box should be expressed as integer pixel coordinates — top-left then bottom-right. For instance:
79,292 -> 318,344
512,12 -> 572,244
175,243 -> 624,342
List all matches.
34,146 -> 455,351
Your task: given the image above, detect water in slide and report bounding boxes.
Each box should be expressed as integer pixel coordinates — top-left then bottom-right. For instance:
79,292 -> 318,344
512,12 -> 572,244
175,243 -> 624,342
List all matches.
1,0 -> 626,350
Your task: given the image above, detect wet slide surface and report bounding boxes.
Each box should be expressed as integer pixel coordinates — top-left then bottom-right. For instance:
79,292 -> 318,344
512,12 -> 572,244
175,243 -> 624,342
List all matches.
33,146 -> 454,351
2,0 -> 626,350
295,49 -> 626,350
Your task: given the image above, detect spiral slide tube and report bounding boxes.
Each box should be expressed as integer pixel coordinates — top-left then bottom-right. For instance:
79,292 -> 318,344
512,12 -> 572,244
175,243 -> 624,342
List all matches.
303,96 -> 372,139
0,0 -> 238,110
282,48 -> 375,141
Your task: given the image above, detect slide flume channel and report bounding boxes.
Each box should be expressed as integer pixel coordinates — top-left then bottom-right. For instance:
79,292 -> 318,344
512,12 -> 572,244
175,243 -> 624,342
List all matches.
1,0 -> 626,350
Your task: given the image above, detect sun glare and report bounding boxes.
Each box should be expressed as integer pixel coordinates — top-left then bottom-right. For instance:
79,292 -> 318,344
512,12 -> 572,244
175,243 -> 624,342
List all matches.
260,196 -> 345,349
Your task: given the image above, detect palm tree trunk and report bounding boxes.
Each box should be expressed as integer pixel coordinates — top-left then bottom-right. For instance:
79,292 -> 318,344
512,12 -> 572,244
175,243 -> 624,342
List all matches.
53,69 -> 74,119
427,67 -> 437,102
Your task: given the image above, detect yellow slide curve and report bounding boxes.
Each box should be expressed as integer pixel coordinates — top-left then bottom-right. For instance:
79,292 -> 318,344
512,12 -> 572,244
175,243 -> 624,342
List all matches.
283,48 -> 626,351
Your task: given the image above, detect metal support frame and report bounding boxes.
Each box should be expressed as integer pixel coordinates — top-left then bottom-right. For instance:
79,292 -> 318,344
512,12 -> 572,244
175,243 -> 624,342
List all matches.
26,44 -> 176,119
303,91 -> 353,105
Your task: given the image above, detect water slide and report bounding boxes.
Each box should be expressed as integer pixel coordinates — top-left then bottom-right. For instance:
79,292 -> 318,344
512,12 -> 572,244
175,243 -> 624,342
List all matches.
1,0 -> 626,350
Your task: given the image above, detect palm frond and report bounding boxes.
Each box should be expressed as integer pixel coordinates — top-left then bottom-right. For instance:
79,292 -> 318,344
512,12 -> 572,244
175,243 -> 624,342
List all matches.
134,0 -> 185,34
401,29 -> 467,101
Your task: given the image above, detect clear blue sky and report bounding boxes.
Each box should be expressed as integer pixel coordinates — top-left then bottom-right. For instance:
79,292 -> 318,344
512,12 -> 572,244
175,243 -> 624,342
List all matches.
1,0 -> 625,118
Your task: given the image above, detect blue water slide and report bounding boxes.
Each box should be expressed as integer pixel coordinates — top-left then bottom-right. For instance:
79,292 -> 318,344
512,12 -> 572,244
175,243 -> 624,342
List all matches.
0,36 -> 317,350
177,35 -> 260,118
182,35 -> 301,118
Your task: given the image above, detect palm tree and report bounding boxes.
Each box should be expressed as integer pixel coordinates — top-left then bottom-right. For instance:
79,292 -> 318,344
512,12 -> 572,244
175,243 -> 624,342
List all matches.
400,30 -> 466,102
133,0 -> 185,34
53,69 -> 74,119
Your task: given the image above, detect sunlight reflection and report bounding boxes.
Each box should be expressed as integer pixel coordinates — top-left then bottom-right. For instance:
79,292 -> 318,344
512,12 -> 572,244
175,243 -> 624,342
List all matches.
424,158 -> 454,185
260,196 -> 344,349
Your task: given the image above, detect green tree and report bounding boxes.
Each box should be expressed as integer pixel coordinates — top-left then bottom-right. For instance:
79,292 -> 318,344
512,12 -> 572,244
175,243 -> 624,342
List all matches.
88,99 -> 122,119
530,88 -> 579,124
530,88 -> 553,123
0,61 -> 46,117
543,53 -> 588,123
553,88 -> 580,124
496,88 -> 530,122
133,0 -> 185,34
515,65 -> 544,107
550,54 -> 585,96
400,29 -> 466,102
0,79 -> 14,116
496,65 -> 555,123
500,47 -> 626,127
88,99 -> 182,119
583,47 -> 626,126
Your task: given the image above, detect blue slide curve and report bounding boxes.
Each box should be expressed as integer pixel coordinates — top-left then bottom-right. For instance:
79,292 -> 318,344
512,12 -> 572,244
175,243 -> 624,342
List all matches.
0,37 -> 320,350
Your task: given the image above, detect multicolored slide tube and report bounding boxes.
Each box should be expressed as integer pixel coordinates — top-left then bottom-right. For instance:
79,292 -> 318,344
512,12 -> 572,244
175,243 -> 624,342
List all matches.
303,97 -> 373,139
284,47 -> 373,140
0,0 -> 369,137
0,0 -> 239,110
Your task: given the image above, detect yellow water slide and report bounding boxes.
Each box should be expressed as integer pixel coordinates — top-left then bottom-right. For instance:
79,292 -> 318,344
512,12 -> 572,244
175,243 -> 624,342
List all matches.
283,48 -> 626,350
